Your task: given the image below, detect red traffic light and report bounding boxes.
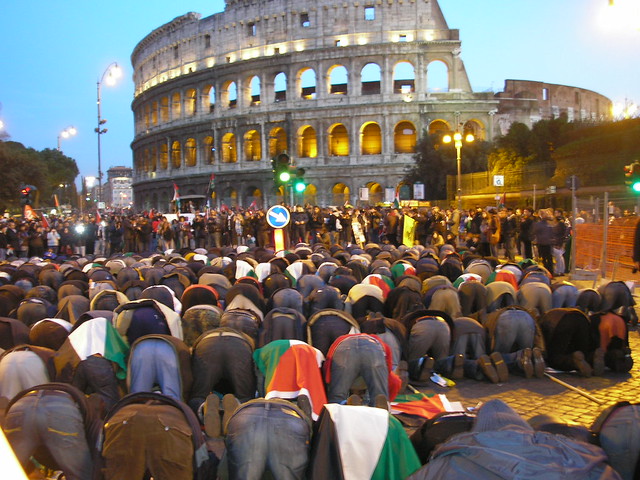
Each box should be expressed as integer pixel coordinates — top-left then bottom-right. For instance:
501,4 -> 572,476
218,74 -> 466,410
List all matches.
21,187 -> 31,196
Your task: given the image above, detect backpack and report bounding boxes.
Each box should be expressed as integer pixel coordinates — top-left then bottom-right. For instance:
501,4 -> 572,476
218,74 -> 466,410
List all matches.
591,401 -> 640,480
412,411 -> 476,464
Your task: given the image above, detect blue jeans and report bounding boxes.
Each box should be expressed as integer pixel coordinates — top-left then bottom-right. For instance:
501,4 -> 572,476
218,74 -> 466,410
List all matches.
408,317 -> 451,362
492,309 -> 535,353
4,391 -> 92,480
129,338 -> 181,400
226,399 -> 311,480
552,284 -> 579,308
327,335 -> 388,406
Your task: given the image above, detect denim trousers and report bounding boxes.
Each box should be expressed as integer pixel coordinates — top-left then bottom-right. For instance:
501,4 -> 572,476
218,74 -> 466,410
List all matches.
492,309 -> 535,353
4,391 -> 92,480
327,335 -> 388,405
129,338 -> 181,401
226,399 -> 311,480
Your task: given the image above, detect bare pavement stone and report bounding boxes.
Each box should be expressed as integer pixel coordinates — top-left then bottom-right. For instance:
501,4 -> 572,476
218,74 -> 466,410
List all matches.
416,326 -> 640,428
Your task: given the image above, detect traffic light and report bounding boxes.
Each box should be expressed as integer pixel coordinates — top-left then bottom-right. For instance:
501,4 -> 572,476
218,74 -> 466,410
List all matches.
624,161 -> 640,193
272,153 -> 291,185
20,186 -> 32,205
294,168 -> 306,193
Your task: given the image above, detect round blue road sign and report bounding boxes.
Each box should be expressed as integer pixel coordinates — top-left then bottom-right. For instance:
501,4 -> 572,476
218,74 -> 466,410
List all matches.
266,205 -> 291,228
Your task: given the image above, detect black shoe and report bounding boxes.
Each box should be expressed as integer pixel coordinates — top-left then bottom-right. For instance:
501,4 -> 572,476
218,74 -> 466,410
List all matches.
490,352 -> 509,383
519,348 -> 534,379
451,354 -> 464,380
572,351 -> 592,377
418,356 -> 435,383
592,348 -> 605,376
532,347 -> 546,378
477,355 -> 499,383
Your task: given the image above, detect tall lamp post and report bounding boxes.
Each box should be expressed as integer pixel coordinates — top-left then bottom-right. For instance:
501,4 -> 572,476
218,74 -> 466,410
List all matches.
443,129 -> 474,210
96,63 -> 122,204
57,126 -> 77,151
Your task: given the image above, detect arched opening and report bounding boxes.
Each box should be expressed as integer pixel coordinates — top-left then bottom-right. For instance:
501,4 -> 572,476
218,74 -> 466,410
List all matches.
244,130 -> 261,161
427,60 -> 449,93
203,136 -> 215,164
171,92 -> 181,119
222,133 -> 237,163
185,88 -> 197,115
269,127 -> 287,157
143,149 -> 151,172
367,182 -> 384,205
185,138 -> 197,167
303,183 -> 317,206
204,85 -> 215,113
245,187 -> 263,209
298,126 -> 317,158
171,141 -> 182,168
328,65 -> 348,95
160,97 -> 169,123
224,187 -> 238,208
361,63 -> 381,95
361,122 -> 382,155
151,101 -> 158,126
463,120 -> 485,141
222,81 -> 237,109
329,124 -> 349,156
394,121 -> 417,153
333,183 -> 350,206
144,104 -> 150,129
249,76 -> 261,105
274,72 -> 287,102
429,119 -> 451,136
150,146 -> 157,172
393,61 -> 415,94
160,143 -> 168,170
299,68 -> 316,100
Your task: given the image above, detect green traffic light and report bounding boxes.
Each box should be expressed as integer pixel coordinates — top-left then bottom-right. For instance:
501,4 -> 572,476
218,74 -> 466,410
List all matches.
279,171 -> 291,182
294,181 -> 306,193
632,181 -> 640,193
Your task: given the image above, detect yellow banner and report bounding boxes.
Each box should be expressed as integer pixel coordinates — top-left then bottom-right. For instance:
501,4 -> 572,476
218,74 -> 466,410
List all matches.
402,214 -> 416,246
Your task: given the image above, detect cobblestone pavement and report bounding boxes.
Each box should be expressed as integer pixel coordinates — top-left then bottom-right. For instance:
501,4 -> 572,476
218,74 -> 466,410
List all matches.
415,326 -> 640,429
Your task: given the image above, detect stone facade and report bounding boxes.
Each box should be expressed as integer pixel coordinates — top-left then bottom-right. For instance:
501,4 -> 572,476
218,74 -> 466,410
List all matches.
102,166 -> 133,209
130,0 -> 611,211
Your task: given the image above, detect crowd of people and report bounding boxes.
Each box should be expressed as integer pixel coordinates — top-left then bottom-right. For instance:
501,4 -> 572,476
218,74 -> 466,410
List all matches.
0,202 -> 637,479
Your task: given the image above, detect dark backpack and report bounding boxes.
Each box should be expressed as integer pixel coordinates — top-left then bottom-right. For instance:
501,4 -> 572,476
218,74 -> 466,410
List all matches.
591,401 -> 640,480
412,411 -> 476,464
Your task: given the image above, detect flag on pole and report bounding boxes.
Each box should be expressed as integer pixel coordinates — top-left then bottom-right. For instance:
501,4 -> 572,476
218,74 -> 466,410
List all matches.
40,214 -> 49,229
248,199 -> 257,211
53,194 -> 60,208
172,183 -> 181,212
499,192 -> 506,209
24,205 -> 36,221
95,209 -> 102,224
402,214 -> 416,246
393,185 -> 401,209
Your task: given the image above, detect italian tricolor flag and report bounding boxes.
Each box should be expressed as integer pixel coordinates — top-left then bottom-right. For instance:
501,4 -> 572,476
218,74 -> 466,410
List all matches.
254,339 -> 327,420
54,317 -> 129,380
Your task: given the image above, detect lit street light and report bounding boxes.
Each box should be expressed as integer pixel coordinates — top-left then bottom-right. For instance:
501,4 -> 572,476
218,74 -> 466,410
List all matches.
57,126 -> 77,151
96,63 -> 122,204
443,129 -> 474,210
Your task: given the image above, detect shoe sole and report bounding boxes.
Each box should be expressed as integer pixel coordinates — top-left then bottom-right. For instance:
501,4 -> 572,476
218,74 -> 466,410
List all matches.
592,348 -> 605,376
478,355 -> 499,383
572,351 -> 592,377
490,352 -> 509,383
521,348 -> 534,379
532,348 -> 545,378
222,394 -> 240,433
418,357 -> 435,383
203,394 -> 221,438
451,354 -> 464,380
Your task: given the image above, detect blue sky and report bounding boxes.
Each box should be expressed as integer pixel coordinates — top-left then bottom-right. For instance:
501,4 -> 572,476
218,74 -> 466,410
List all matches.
0,0 -> 638,187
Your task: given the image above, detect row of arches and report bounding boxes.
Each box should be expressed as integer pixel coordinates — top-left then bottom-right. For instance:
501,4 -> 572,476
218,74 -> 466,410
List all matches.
135,118 -> 486,172
135,59 -> 450,133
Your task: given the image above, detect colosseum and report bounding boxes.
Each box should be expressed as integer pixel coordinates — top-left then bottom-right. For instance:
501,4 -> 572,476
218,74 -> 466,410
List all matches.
131,0 -> 612,211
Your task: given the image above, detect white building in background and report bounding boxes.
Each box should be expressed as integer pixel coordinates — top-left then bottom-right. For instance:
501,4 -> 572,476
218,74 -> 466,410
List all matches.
104,166 -> 133,208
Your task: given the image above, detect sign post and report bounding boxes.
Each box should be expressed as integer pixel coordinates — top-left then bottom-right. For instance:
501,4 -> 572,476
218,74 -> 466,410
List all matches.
266,205 -> 291,251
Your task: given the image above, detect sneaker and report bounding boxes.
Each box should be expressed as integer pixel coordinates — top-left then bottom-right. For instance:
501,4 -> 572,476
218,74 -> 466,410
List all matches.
572,351 -> 592,377
203,393 -> 221,438
490,352 -> 509,383
592,347 -> 605,376
221,393 -> 241,433
519,348 -> 534,379
374,393 -> 389,411
297,394 -> 313,420
532,347 -> 546,378
418,356 -> 435,383
477,355 -> 499,383
451,354 -> 464,380
347,394 -> 363,406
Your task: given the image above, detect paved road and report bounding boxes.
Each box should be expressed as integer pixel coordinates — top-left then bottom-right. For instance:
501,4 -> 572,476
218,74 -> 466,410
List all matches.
416,326 -> 639,428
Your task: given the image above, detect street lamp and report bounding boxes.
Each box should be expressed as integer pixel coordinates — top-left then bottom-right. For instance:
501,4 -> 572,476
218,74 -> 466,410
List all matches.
96,62 -> 122,204
57,126 -> 77,151
443,130 -> 474,209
